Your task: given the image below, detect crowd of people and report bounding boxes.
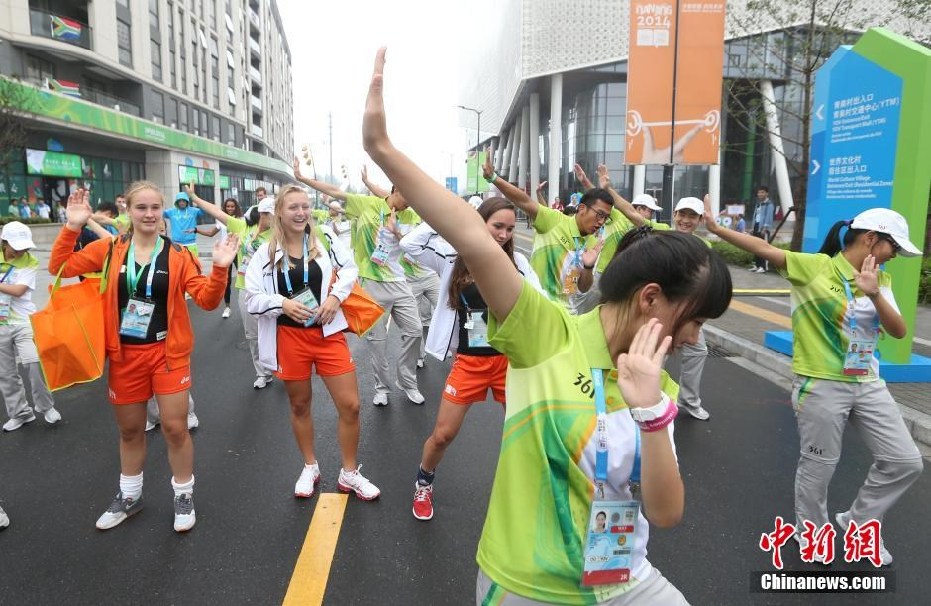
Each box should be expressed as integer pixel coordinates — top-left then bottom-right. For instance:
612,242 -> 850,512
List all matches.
0,46 -> 924,605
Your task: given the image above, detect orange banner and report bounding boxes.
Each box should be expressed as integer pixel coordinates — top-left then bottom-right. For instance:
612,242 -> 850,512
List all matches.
625,1 -> 726,165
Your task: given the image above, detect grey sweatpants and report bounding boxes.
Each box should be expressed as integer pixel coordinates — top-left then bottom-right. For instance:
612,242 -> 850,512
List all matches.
238,288 -> 267,379
147,393 -> 196,425
674,327 -> 707,411
0,323 -> 55,421
407,271 -> 440,359
361,278 -> 422,394
792,376 -> 923,530
476,567 -> 689,605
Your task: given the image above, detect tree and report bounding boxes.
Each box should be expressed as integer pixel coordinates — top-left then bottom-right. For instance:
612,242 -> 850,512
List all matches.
723,0 -> 930,250
0,78 -> 35,179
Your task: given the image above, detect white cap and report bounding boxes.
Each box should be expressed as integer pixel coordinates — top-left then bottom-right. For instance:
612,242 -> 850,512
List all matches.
674,197 -> 704,216
631,193 -> 662,212
257,198 -> 275,214
850,208 -> 921,257
0,221 -> 36,251
467,195 -> 483,210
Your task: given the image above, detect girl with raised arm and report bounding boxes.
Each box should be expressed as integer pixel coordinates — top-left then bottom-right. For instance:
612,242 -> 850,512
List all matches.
364,48 -> 732,606
703,197 -> 923,565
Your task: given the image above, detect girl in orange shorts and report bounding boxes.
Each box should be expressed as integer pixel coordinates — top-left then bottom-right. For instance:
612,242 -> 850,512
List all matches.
244,185 -> 380,501
399,197 -> 542,520
49,183 -> 237,533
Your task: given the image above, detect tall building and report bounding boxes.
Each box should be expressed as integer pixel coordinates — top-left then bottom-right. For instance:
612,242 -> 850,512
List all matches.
458,0 -> 924,226
0,0 -> 293,213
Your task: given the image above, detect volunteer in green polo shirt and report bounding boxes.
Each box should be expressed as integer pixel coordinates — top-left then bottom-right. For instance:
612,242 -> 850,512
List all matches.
704,200 -> 923,566
481,151 -> 606,312
186,185 -> 275,389
293,158 -> 426,406
362,48 -> 734,604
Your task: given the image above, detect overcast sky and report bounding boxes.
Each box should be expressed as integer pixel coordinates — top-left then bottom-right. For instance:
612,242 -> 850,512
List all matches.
276,0 -> 475,190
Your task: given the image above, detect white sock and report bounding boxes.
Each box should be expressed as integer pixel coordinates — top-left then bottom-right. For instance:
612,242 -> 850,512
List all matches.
171,475 -> 195,497
120,472 -> 143,501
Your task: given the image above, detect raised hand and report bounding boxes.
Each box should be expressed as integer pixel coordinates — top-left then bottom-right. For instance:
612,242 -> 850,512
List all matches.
292,156 -> 304,180
211,233 -> 239,269
65,188 -> 92,230
362,47 -> 390,158
616,318 -> 672,410
183,182 -> 199,204
482,146 -> 495,180
581,239 -> 605,268
854,254 -> 880,296
596,164 -> 611,189
536,180 -> 548,193
702,194 -> 721,233
574,163 -> 594,190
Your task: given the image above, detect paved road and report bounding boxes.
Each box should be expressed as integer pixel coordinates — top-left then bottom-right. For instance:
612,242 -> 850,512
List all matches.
1,270 -> 928,604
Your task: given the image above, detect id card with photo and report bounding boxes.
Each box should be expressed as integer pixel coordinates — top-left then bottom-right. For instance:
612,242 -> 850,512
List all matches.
581,500 -> 639,587
120,298 -> 155,339
463,311 -> 489,348
842,338 -> 876,376
0,294 -> 11,325
291,287 -> 319,327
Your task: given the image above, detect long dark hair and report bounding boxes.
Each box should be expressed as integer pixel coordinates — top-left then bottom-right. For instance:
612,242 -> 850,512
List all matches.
448,197 -> 517,311
223,197 -> 242,218
818,220 -> 865,257
601,228 -> 732,336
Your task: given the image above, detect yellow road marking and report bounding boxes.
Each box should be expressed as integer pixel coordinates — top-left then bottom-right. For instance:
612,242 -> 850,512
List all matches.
728,299 -> 792,329
282,493 -> 349,606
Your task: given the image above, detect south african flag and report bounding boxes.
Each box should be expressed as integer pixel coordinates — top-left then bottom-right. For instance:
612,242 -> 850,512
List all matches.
50,15 -> 82,42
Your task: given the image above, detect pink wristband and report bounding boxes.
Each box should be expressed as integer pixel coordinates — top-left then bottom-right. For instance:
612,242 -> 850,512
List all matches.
635,400 -> 678,432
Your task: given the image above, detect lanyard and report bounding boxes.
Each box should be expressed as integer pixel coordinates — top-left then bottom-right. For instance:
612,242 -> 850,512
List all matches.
573,237 -> 584,264
592,368 -> 641,499
841,279 -> 881,334
126,238 -> 163,299
243,226 -> 263,255
282,235 -> 310,296
0,265 -> 13,284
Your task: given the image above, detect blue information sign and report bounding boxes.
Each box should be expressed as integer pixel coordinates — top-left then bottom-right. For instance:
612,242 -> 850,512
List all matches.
445,177 -> 458,193
803,48 -> 903,252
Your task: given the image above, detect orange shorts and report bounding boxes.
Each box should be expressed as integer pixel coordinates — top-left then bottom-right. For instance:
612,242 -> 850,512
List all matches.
108,343 -> 191,405
443,353 -> 508,406
275,325 -> 355,381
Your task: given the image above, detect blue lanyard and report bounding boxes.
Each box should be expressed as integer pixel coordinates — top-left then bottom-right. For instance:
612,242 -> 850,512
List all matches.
282,235 -> 310,296
841,279 -> 881,334
126,238 -> 163,299
592,368 -> 641,499
0,265 -> 13,284
573,237 -> 583,264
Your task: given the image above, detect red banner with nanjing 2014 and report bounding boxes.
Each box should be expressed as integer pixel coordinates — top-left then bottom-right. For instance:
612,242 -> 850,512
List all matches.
625,1 -> 726,165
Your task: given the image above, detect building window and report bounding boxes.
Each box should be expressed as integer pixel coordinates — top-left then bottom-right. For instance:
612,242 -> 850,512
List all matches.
168,98 -> 178,127
227,121 -> 235,144
227,86 -> 236,106
149,0 -> 160,29
151,39 -> 162,81
180,102 -> 189,131
169,48 -> 177,88
192,108 -> 199,135
117,20 -> 133,67
211,115 -> 220,139
152,91 -> 164,123
26,54 -> 54,84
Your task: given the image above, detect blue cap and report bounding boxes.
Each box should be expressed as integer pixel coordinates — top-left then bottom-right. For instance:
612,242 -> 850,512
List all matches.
175,192 -> 190,202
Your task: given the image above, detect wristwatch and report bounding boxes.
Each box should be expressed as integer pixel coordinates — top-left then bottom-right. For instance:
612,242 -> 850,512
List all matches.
628,396 -> 669,423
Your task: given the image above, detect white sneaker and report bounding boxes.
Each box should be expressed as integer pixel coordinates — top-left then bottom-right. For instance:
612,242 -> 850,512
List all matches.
2,414 -> 36,432
753,266 -> 767,273
747,265 -> 758,271
43,408 -> 62,424
678,405 -> 710,421
294,463 -> 321,498
337,465 -> 381,501
95,492 -> 144,530
396,382 -> 425,405
253,375 -> 272,389
173,493 -> 196,532
416,358 -> 425,368
145,420 -> 159,432
792,532 -> 826,564
221,306 -> 231,318
372,392 -> 389,407
0,505 -> 9,529
835,511 -> 893,565
187,413 -> 199,430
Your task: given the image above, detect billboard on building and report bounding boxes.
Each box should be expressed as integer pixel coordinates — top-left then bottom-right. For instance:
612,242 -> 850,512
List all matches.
625,0 -> 725,165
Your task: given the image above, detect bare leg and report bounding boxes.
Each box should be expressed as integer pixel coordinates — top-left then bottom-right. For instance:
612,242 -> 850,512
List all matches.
421,398 -> 472,472
320,371 -> 361,470
284,379 -> 317,465
156,391 -> 193,482
112,403 -> 148,476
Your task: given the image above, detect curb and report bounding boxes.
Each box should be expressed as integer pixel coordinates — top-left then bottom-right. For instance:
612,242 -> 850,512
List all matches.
704,324 -> 931,457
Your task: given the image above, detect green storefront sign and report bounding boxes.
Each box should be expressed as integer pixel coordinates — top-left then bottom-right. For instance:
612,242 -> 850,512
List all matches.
4,78 -> 291,176
178,165 -> 216,186
25,148 -> 82,177
219,175 -> 230,189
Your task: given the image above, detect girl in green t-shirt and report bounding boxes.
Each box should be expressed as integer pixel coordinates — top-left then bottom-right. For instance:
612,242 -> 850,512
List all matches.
363,48 -> 734,606
704,198 -> 923,566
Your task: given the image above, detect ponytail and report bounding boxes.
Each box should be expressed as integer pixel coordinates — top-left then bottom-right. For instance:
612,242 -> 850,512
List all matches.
817,219 -> 865,257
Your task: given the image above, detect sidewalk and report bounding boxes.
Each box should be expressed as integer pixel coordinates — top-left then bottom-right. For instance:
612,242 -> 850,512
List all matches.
706,263 -> 931,456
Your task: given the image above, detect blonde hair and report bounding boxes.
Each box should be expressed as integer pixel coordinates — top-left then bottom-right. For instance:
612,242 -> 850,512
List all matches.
123,180 -> 164,236
266,184 -> 319,272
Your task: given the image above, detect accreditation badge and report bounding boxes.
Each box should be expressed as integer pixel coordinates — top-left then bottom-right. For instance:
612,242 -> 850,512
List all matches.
463,311 -> 489,348
119,298 -> 155,339
581,500 -> 639,587
290,287 -> 320,327
0,294 -> 11,325
842,338 -> 876,376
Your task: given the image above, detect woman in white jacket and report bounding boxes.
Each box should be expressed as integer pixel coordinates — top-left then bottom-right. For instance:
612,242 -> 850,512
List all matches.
244,185 -> 380,501
399,197 -> 541,521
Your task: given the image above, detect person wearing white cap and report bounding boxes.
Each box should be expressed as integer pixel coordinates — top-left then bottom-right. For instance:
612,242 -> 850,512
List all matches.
184,185 -> 276,389
705,200 -> 924,565
0,222 -> 60,432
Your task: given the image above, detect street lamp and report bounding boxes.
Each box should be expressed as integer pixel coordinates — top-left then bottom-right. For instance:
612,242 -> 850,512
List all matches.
458,105 -> 483,193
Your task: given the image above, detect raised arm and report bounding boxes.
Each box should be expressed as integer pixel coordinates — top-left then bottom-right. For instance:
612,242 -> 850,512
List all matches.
535,181 -> 548,207
294,157 -> 347,201
481,147 -> 539,220
361,165 -> 390,198
573,163 -> 595,191
597,165 -> 645,227
184,183 -> 229,226
85,218 -> 115,241
362,48 -> 523,321
702,195 -> 786,270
